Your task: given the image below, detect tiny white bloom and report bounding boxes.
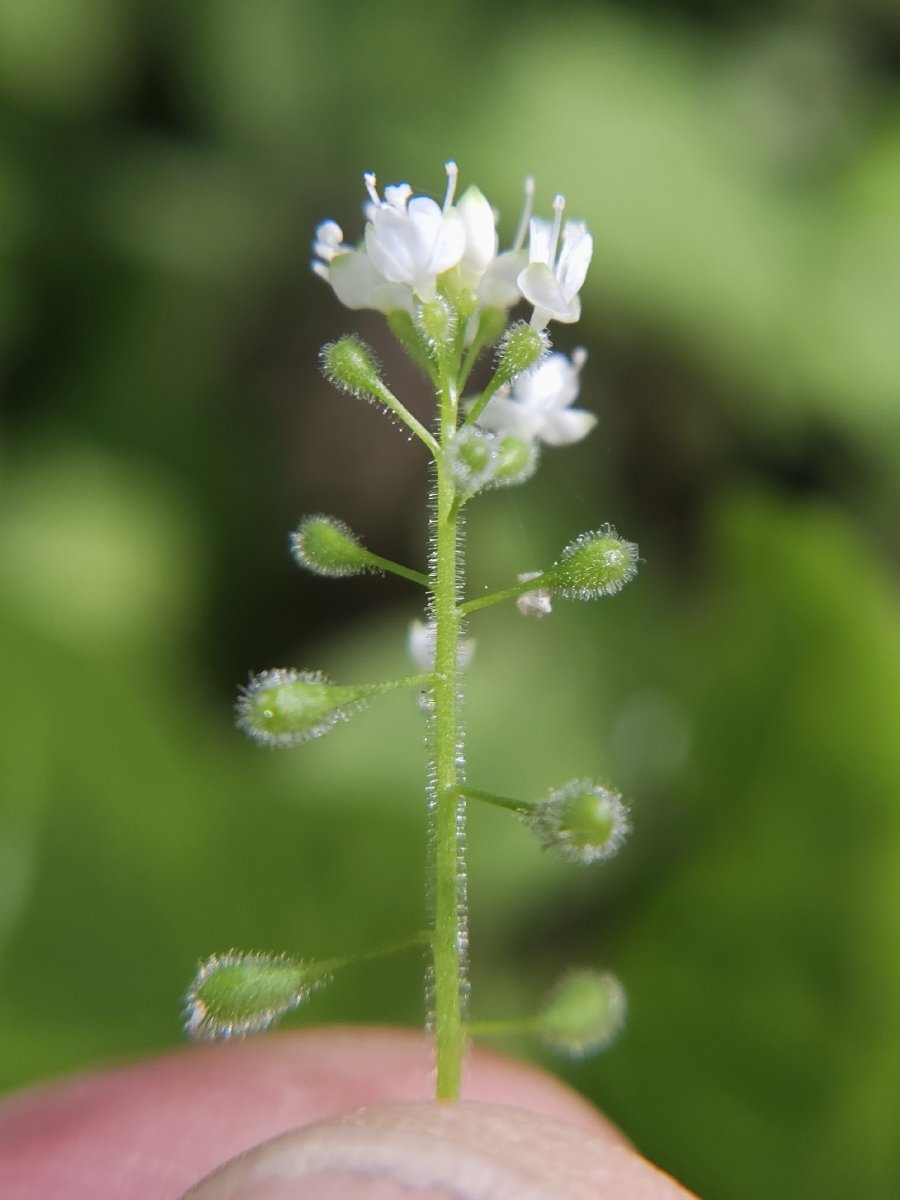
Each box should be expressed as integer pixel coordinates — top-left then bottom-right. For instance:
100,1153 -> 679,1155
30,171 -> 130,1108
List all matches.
516,571 -> 553,618
476,348 -> 596,447
407,619 -> 475,671
312,163 -> 466,310
363,162 -> 466,302
518,194 -> 593,328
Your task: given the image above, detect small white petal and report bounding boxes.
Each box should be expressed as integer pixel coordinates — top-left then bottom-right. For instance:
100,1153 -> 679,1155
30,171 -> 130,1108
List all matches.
557,224 -> 593,300
475,392 -> 541,442
540,408 -> 597,447
458,186 -> 498,277
329,250 -> 413,313
424,207 -> 466,277
527,217 -> 554,265
477,249 -> 527,308
518,263 -> 581,323
514,353 -> 579,410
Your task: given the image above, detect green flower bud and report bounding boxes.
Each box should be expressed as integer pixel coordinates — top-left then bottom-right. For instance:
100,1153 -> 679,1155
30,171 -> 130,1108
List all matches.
538,969 -> 627,1057
415,296 -> 457,355
448,427 -> 498,496
490,434 -> 539,488
236,668 -> 379,746
320,335 -> 384,397
290,514 -> 370,578
495,321 -> 548,384
528,780 -> 630,864
547,525 -> 639,599
184,951 -> 330,1041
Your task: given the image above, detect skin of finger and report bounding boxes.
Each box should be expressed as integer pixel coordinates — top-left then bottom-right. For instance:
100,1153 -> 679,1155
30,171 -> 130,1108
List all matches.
182,1101 -> 697,1200
0,1026 -> 637,1200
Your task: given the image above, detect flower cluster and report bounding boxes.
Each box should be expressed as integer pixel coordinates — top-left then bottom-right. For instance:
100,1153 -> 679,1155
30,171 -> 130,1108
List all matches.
312,161 -> 592,332
314,162 -> 597,459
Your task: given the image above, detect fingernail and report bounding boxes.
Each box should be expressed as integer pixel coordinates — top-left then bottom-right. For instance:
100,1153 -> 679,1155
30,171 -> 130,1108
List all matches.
181,1100 -> 694,1199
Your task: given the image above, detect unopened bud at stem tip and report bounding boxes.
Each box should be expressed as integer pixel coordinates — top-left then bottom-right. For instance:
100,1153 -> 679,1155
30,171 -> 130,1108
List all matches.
291,515 -> 371,578
547,525 -> 639,600
321,335 -> 385,397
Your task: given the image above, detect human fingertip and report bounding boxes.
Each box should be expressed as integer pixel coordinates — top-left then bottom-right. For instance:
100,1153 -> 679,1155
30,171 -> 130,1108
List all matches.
182,1100 -> 697,1200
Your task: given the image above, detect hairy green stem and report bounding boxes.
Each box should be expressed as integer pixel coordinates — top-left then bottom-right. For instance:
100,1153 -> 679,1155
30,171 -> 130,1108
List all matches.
458,786 -> 531,815
315,930 -> 433,976
362,552 -> 430,587
460,571 -> 553,616
428,367 -> 467,1101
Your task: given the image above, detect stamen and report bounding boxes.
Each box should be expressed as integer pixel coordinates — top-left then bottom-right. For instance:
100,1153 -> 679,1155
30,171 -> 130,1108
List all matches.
549,194 -> 565,265
363,172 -> 381,208
443,161 -> 459,211
572,347 -> 588,371
513,176 -> 536,250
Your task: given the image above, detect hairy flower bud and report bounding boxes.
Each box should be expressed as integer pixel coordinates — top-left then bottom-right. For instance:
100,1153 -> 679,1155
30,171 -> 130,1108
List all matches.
415,296 -> 457,356
290,515 -> 370,578
547,525 -> 639,599
320,335 -> 385,397
490,434 -> 539,487
495,321 -> 548,384
538,969 -> 627,1057
236,668 -> 381,746
447,427 -> 498,496
184,952 -> 330,1041
528,780 -> 629,863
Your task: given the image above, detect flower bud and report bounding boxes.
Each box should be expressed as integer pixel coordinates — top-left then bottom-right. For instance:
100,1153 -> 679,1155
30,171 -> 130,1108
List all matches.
546,525 -> 639,599
495,321 -> 548,384
490,434 -> 539,488
290,515 -> 370,578
184,952 -> 330,1041
236,668 -> 379,746
528,780 -> 629,863
447,427 -> 498,496
538,969 -> 627,1057
415,296 -> 457,355
320,335 -> 385,397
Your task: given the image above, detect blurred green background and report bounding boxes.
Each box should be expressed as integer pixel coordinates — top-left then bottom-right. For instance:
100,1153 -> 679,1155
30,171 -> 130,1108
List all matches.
2,0 -> 900,1196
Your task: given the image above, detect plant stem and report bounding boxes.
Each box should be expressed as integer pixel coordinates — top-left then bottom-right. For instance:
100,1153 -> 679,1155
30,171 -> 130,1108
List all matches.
362,553 -> 430,587
459,786 -> 532,815
460,571 -> 553,616
428,367 -> 467,1101
315,930 -> 433,976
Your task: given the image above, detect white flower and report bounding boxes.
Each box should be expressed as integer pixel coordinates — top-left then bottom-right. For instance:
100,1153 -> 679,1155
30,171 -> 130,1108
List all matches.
516,572 -> 553,618
312,162 -> 466,310
362,163 -> 466,302
476,348 -> 596,447
518,194 -> 593,328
